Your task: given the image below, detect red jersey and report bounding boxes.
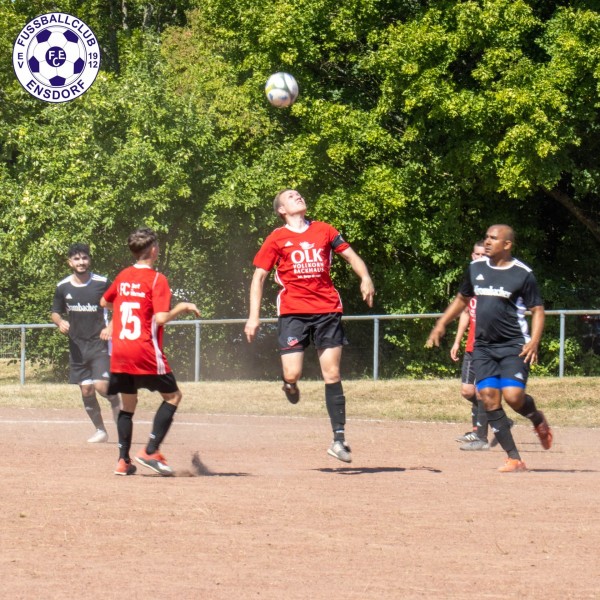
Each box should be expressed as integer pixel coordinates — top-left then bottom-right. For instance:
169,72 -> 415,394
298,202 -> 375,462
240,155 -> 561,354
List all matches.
253,220 -> 350,315
102,264 -> 172,375
465,297 -> 477,353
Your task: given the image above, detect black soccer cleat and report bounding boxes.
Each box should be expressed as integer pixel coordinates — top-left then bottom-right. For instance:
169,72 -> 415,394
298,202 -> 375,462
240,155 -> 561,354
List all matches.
282,381 -> 300,404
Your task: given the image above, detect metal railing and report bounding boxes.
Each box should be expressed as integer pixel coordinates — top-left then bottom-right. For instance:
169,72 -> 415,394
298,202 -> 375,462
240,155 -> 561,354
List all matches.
2,309 -> 600,384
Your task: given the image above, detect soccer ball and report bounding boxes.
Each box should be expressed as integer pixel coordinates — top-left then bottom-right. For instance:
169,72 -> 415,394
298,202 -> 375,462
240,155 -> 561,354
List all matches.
27,26 -> 87,87
265,72 -> 299,108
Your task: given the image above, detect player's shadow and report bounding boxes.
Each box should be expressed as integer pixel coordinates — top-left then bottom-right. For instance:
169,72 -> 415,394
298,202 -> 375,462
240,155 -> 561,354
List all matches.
147,471 -> 251,478
526,468 -> 598,474
314,466 -> 442,475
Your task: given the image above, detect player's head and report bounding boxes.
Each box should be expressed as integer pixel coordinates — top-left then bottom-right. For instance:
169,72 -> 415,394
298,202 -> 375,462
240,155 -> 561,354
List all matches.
128,227 -> 158,260
67,242 -> 90,259
485,225 -> 514,259
67,243 -> 91,274
273,189 -> 306,222
471,240 -> 485,260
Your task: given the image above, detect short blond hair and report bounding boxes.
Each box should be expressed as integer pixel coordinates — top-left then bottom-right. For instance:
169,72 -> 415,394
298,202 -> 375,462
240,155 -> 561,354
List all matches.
273,189 -> 291,221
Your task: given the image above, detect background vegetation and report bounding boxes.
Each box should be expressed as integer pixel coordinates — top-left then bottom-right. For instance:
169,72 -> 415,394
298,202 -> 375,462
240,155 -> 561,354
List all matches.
1,0 -> 600,378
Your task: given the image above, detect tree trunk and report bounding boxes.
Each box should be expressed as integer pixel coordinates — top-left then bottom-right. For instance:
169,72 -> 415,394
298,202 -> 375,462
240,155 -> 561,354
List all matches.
542,186 -> 600,244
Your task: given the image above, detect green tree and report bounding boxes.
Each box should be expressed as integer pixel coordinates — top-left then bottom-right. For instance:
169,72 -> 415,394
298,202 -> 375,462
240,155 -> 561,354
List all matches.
2,0 -> 600,378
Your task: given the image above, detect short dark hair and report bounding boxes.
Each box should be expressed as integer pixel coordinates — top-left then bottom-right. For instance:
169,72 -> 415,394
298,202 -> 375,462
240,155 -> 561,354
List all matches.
67,242 -> 90,258
127,227 -> 158,259
490,224 -> 515,244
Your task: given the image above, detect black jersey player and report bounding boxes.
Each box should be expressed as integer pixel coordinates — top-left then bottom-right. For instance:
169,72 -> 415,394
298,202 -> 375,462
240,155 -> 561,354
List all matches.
427,225 -> 552,472
51,243 -> 120,443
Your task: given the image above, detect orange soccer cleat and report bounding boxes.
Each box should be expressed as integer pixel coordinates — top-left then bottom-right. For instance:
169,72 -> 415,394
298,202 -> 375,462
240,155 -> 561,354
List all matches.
114,458 -> 137,476
498,458 -> 528,473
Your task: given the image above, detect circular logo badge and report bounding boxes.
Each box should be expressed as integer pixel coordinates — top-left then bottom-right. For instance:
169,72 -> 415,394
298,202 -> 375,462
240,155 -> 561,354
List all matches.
12,13 -> 101,104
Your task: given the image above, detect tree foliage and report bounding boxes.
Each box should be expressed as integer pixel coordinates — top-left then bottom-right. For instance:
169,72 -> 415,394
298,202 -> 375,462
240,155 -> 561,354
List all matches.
1,0 -> 600,376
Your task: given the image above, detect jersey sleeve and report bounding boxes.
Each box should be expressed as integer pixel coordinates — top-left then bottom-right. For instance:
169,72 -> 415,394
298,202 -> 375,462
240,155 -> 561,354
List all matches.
328,225 -> 350,253
51,286 -> 64,314
253,234 -> 280,271
458,266 -> 474,297
521,272 -> 543,308
152,273 -> 172,313
103,279 -> 118,304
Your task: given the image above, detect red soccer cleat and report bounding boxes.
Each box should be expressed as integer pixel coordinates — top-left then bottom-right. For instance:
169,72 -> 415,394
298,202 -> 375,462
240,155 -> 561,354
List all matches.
534,412 -> 553,450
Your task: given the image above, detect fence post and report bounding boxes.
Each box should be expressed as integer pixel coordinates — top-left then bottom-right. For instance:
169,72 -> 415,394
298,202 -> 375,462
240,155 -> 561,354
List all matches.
373,317 -> 380,381
194,321 -> 201,382
20,326 -> 26,385
559,311 -> 565,378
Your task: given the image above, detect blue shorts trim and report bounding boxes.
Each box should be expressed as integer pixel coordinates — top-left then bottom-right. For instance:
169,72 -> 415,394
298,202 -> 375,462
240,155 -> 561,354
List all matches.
477,376 -> 526,391
476,377 -> 501,391
499,378 -> 526,389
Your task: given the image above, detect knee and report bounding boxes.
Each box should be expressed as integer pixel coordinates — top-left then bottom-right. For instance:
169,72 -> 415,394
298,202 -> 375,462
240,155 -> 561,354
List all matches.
503,389 -> 525,410
282,367 -> 302,384
321,364 -> 341,384
460,385 -> 476,401
165,390 -> 183,407
478,390 -> 502,411
80,384 -> 94,397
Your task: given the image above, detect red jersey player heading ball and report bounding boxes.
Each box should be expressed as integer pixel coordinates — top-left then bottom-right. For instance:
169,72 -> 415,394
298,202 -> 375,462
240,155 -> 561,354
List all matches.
245,189 -> 375,463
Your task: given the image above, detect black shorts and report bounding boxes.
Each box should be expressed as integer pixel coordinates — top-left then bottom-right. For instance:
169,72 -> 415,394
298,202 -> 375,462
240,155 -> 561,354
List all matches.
278,313 -> 348,355
107,372 -> 179,395
473,343 -> 530,387
461,351 -> 476,385
69,338 -> 110,385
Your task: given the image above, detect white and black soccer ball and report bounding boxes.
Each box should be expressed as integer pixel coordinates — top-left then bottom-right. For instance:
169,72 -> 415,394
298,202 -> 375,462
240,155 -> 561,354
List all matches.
265,72 -> 299,108
27,26 -> 86,87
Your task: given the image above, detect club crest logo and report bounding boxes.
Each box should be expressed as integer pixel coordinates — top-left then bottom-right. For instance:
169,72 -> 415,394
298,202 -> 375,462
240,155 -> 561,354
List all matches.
12,13 -> 101,103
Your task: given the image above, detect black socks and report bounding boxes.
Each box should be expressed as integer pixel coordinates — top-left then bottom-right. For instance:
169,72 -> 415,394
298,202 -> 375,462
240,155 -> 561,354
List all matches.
487,408 -> 520,459
514,394 -> 544,427
325,382 -> 346,441
82,394 -> 105,430
117,410 -> 134,460
146,401 -> 177,455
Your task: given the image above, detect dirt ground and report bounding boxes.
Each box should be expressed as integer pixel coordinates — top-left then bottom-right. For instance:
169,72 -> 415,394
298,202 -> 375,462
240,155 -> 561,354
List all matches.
1,406 -> 599,599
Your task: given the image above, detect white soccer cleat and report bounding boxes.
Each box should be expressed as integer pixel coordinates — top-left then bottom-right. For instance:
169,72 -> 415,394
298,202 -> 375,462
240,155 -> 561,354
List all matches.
327,440 -> 352,463
87,429 -> 109,443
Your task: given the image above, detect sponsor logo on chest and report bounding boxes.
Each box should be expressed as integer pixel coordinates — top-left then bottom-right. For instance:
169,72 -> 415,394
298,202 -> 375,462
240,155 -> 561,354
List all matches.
119,282 -> 146,298
67,302 -> 98,312
288,242 -> 325,277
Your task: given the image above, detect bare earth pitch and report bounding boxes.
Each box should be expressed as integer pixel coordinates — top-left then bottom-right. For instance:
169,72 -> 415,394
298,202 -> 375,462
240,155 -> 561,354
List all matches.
1,406 -> 599,599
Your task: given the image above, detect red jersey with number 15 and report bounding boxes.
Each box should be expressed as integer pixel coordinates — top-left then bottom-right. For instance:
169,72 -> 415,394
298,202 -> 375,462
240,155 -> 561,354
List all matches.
253,220 -> 350,315
102,264 -> 172,375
